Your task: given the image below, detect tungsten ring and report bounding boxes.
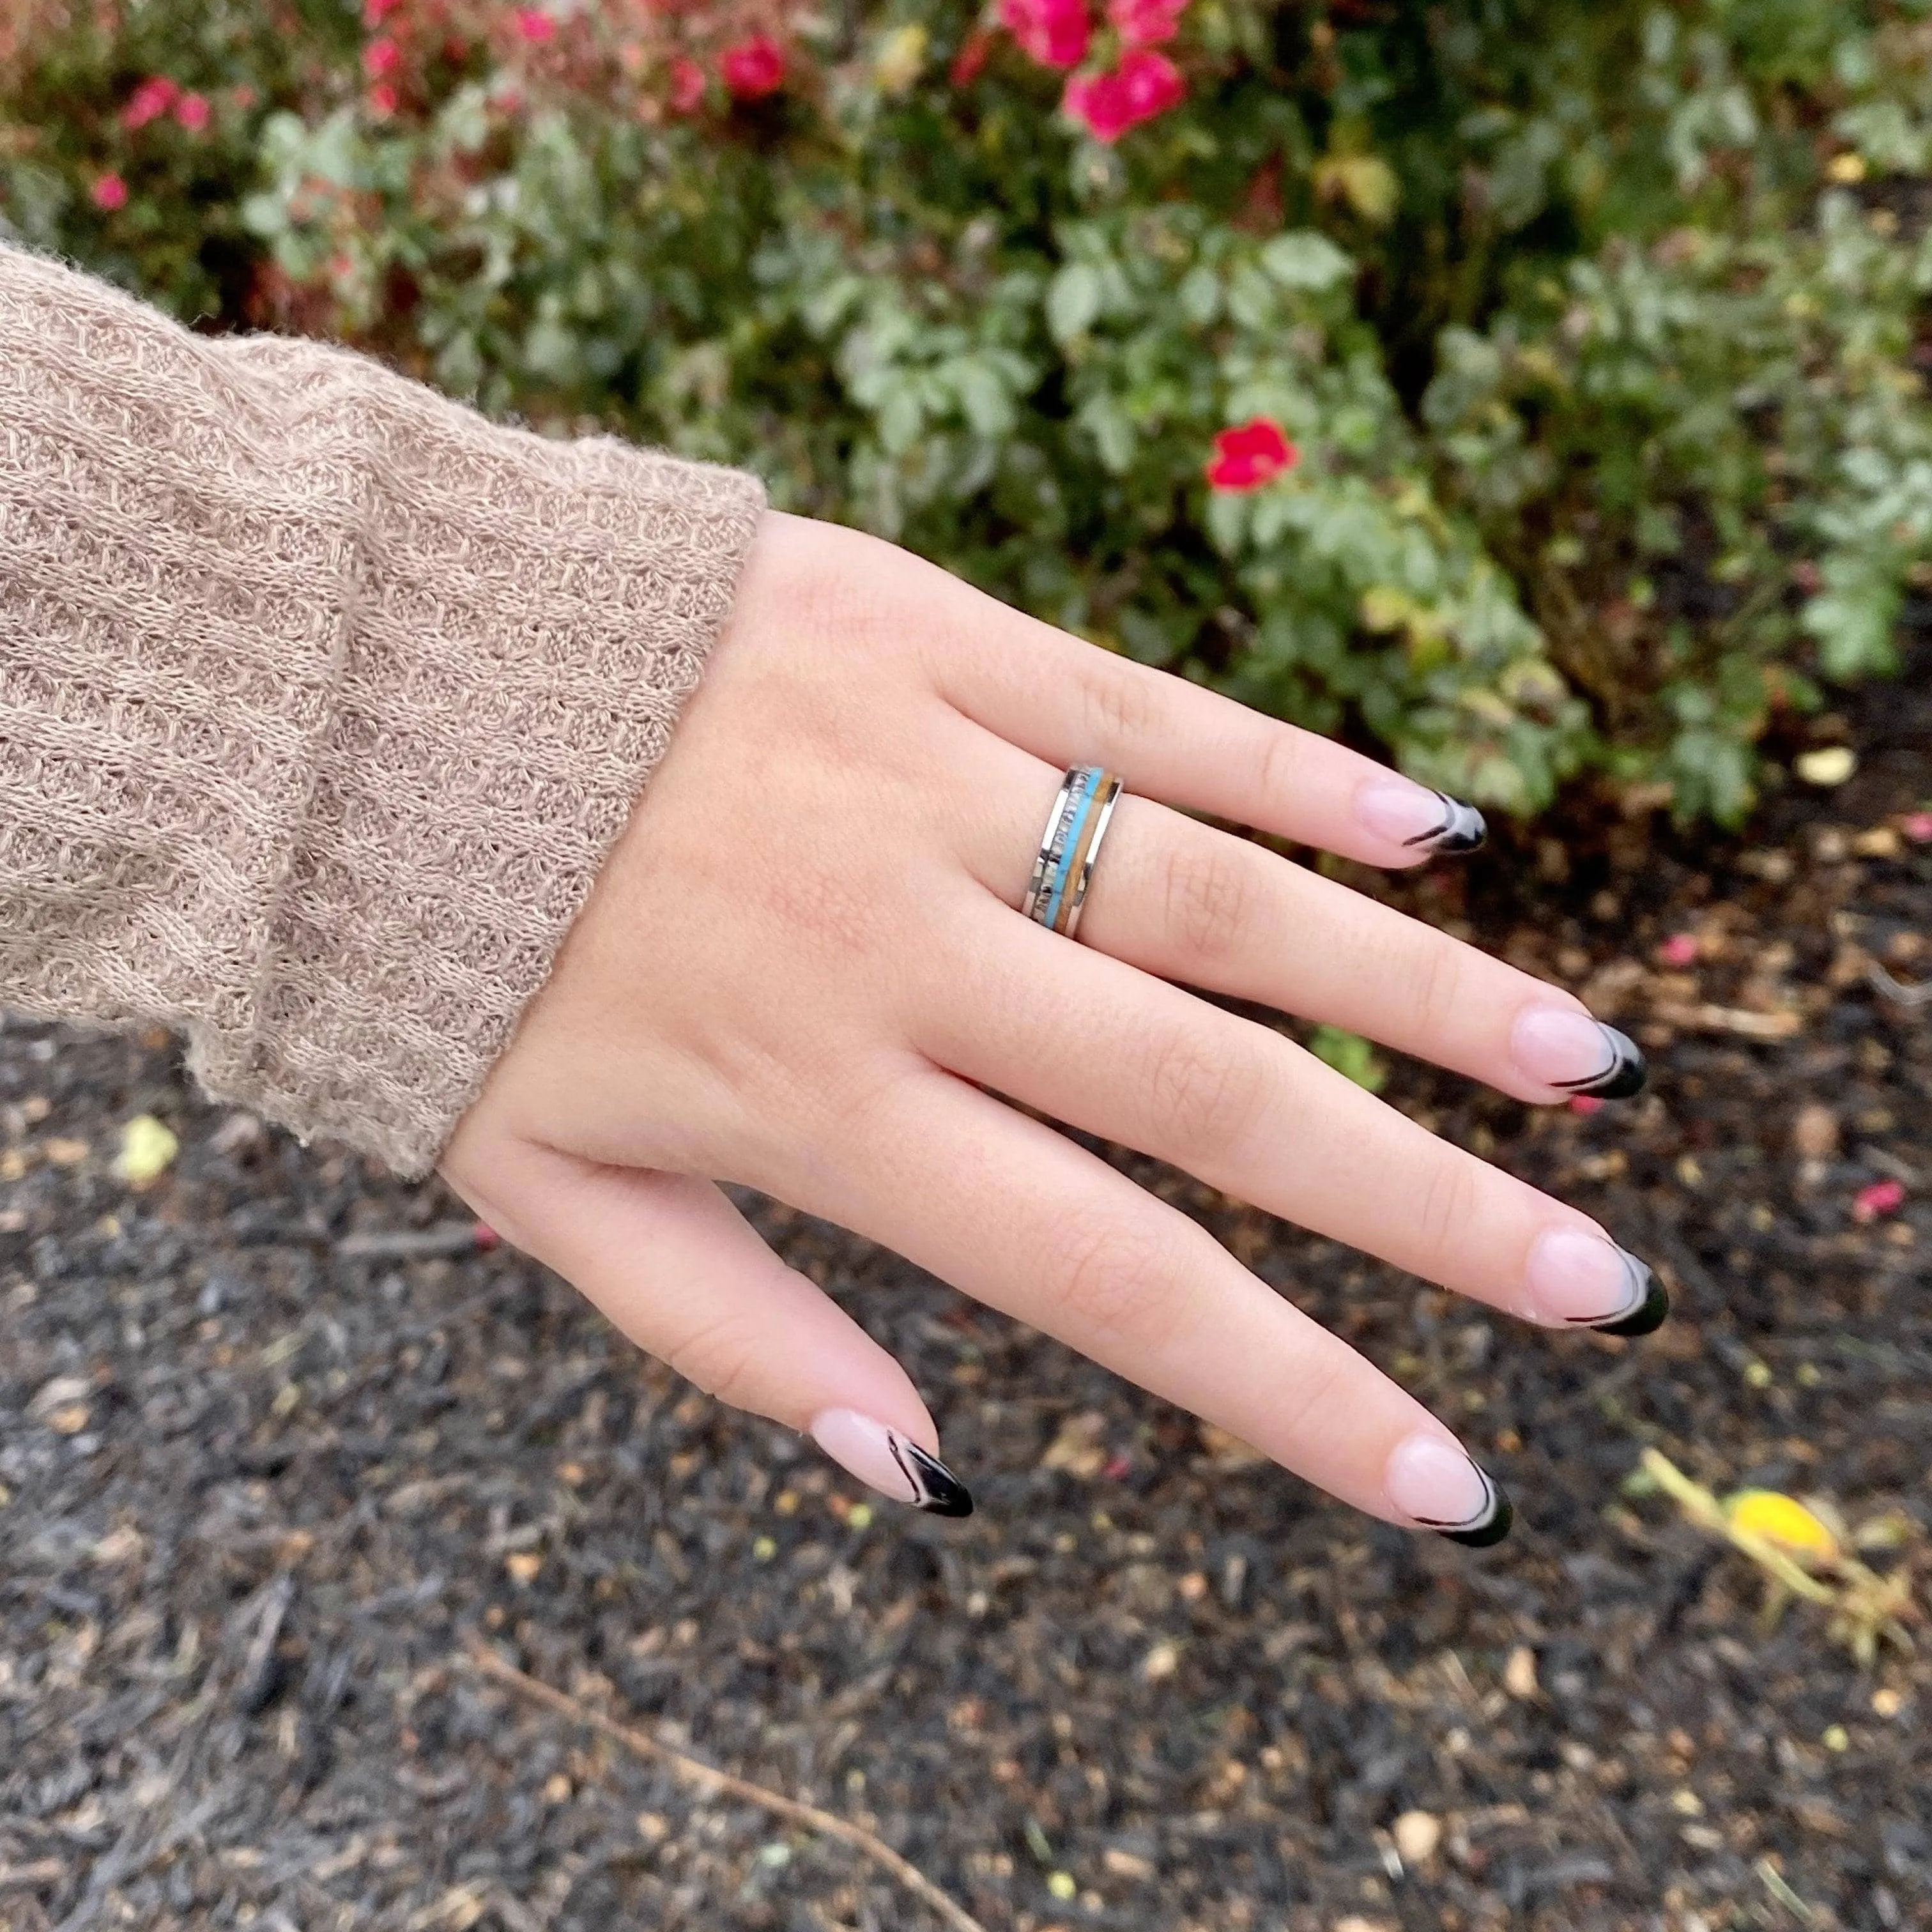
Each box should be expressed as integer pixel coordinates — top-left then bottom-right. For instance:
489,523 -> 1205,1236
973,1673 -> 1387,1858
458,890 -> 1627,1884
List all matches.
1020,765 -> 1125,940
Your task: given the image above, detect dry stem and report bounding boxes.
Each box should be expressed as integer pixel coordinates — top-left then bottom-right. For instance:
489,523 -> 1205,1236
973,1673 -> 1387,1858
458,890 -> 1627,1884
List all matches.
462,1634 -> 993,1932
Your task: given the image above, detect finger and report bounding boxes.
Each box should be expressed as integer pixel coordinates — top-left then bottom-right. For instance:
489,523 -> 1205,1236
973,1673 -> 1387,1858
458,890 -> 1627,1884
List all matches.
463,1140 -> 973,1515
955,736 -> 1645,1105
919,905 -> 1667,1337
816,1068 -> 1512,1542
921,587 -> 1486,868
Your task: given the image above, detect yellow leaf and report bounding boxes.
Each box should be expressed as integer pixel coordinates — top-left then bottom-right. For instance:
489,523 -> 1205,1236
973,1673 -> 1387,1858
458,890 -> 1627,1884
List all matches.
1795,746 -> 1856,787
1315,153 -> 1399,226
1360,586 -> 1413,632
114,1114 -> 179,1188
1724,1490 -> 1840,1564
873,23 -> 927,95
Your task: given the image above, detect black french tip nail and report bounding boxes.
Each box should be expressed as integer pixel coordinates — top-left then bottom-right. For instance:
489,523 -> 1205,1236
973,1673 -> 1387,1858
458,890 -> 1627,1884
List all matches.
1402,792 -> 1487,855
1561,1246 -> 1669,1337
1594,1266 -> 1671,1337
1552,1022 -> 1647,1100
1416,1466 -> 1515,1547
1440,1486 -> 1514,1547
893,1439 -> 974,1518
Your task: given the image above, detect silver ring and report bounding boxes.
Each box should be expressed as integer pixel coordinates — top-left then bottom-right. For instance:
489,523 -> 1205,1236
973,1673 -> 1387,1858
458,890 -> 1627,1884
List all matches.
1021,765 -> 1124,940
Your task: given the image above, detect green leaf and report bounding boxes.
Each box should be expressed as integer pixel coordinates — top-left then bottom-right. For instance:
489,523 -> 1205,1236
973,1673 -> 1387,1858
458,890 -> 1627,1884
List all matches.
1307,1025 -> 1388,1092
1260,231 -> 1354,293
1046,262 -> 1103,347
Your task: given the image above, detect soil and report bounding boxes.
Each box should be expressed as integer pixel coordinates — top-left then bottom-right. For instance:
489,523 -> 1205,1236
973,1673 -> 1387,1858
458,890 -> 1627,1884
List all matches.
2,611 -> 1928,1932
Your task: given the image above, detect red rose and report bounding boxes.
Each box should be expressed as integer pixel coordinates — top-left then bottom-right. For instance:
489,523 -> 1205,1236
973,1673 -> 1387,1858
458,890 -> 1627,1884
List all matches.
668,55 -> 707,112
366,81 -> 399,116
1107,0 -> 1186,47
1064,47 -> 1183,141
1204,417 -> 1298,491
721,33 -> 786,99
999,0 -> 1091,70
121,76 -> 178,130
950,29 -> 993,85
364,0 -> 404,22
364,36 -> 401,77
91,172 -> 129,211
173,91 -> 211,132
512,8 -> 555,42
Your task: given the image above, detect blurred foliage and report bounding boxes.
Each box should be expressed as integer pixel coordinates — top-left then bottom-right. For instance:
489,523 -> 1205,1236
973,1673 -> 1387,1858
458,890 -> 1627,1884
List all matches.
3,0 -> 1930,821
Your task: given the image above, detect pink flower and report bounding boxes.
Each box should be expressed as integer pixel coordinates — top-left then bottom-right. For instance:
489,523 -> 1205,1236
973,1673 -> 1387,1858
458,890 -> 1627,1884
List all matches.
366,80 -> 399,116
472,1220 -> 502,1251
1903,811 -> 1932,844
1853,1179 -> 1906,1223
1000,0 -> 1090,70
1658,932 -> 1699,967
1568,1094 -> 1605,1117
1108,0 -> 1186,46
364,0 -> 404,22
173,91 -> 211,132
121,76 -> 178,130
364,35 -> 401,77
668,56 -> 707,112
90,172 -> 129,210
1204,416 -> 1298,491
1064,47 -> 1184,140
721,33 -> 786,98
513,8 -> 555,42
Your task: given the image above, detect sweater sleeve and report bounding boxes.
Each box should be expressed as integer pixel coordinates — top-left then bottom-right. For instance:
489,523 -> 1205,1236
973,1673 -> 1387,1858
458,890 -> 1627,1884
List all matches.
0,241 -> 765,1178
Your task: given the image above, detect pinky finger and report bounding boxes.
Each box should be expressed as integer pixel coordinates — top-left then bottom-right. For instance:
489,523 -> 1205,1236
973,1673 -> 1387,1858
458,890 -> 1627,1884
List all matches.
448,1141 -> 973,1516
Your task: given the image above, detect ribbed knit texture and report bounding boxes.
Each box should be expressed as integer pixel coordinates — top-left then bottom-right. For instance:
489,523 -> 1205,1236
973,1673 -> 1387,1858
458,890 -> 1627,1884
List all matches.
0,241 -> 765,1177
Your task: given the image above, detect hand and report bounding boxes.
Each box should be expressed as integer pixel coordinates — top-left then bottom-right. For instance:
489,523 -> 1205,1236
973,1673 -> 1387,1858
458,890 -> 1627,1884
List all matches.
440,510 -> 1659,1542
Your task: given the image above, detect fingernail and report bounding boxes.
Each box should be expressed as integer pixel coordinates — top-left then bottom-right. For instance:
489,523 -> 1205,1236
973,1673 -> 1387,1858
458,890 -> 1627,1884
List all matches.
1384,1434 -> 1513,1546
1512,1006 -> 1646,1098
1355,777 -> 1487,855
808,1409 -> 973,1517
1524,1227 -> 1669,1334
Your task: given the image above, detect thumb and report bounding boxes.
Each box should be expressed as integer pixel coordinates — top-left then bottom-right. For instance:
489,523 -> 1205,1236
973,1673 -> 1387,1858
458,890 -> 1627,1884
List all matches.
452,1140 -> 972,1516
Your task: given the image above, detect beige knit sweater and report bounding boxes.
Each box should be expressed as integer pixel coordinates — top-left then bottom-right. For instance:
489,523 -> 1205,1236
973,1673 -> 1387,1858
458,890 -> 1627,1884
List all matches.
0,241 -> 765,1178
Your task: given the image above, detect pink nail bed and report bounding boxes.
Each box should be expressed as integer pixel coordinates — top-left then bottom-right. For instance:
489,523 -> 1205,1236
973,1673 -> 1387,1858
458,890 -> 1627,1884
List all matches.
1510,1004 -> 1647,1099
1354,777 -> 1485,855
808,1408 -> 973,1517
1525,1227 -> 1639,1324
1384,1434 -> 1512,1545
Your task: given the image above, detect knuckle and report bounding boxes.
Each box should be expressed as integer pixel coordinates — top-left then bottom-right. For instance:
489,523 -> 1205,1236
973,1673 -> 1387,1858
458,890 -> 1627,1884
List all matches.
1411,1156 -> 1480,1272
1080,659 -> 1160,749
1047,1209 -> 1188,1347
1407,934 -> 1470,1040
664,1307 -> 769,1413
1162,838 -> 1257,967
1254,724 -> 1304,804
1143,1020 -> 1268,1165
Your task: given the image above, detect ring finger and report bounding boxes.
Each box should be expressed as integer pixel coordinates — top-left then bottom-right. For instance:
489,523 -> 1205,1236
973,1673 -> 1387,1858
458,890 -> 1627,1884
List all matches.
920,889 -> 1664,1337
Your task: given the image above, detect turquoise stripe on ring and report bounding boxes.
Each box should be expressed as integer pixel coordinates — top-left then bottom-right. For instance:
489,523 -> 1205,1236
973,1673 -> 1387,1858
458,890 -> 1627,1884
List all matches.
1040,768 -> 1100,931
1023,764 -> 1125,940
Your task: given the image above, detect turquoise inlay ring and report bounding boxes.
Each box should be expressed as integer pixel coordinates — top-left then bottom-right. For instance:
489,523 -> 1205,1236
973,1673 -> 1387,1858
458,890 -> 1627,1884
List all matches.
1021,765 -> 1126,940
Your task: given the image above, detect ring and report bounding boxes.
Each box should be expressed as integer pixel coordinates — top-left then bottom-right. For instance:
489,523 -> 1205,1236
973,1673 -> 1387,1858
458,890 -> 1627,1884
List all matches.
1022,765 -> 1124,940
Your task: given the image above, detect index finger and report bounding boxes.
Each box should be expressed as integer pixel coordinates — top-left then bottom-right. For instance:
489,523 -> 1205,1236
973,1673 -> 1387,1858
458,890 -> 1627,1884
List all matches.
923,581 -> 1488,869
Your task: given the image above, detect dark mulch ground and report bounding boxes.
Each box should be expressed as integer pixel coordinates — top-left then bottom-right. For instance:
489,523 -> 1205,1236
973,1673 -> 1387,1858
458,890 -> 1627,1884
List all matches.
3,622 -> 1929,1932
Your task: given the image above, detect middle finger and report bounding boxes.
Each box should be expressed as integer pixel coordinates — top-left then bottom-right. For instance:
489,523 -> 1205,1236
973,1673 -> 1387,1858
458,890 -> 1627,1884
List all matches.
922,899 -> 1666,1336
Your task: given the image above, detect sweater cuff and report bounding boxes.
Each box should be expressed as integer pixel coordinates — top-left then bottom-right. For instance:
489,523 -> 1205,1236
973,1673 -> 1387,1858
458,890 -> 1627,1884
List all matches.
184,346 -> 766,1178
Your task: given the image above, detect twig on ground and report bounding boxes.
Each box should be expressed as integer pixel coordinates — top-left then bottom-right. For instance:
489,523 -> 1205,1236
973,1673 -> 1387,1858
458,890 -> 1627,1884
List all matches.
460,1634 -> 992,1932
1866,958 -> 1932,1009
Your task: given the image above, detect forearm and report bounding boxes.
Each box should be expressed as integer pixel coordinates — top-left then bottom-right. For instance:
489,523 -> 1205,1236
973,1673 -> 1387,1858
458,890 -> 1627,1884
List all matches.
0,240 -> 762,1176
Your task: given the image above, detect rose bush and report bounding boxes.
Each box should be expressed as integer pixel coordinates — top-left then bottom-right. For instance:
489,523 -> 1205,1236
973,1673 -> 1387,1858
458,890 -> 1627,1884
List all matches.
3,0 -> 1929,822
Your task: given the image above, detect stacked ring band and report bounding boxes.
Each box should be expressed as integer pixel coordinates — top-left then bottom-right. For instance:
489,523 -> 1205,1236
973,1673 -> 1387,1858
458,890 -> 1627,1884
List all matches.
1022,765 -> 1125,940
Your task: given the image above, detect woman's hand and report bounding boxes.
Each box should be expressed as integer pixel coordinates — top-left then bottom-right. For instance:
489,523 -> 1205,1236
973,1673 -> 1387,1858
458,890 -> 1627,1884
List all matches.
439,510 -> 1658,1541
